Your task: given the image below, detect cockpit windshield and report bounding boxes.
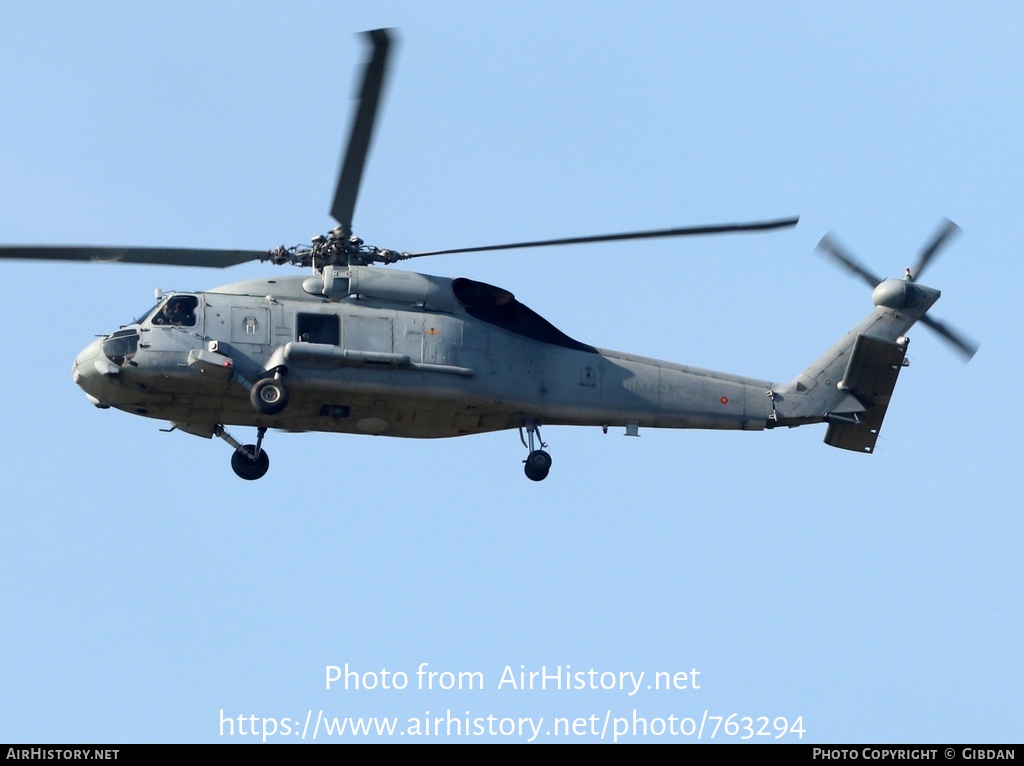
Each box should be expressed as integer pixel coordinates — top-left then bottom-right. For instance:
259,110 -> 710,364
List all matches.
133,302 -> 161,325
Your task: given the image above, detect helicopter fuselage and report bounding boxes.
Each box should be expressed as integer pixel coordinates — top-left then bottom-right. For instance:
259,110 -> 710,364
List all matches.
73,267 -> 780,443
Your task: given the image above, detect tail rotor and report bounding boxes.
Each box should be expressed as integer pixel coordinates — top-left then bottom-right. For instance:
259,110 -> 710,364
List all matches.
816,219 -> 978,361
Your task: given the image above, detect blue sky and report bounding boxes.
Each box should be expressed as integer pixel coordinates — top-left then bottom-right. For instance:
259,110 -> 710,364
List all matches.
1,1 -> 1020,743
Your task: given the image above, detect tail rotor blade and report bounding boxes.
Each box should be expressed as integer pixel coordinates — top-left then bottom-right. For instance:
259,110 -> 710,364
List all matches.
816,234 -> 883,288
920,314 -> 979,361
330,28 -> 394,237
910,219 -> 960,281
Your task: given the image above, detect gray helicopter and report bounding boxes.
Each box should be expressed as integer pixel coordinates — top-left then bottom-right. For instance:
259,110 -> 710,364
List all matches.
1,29 -> 976,481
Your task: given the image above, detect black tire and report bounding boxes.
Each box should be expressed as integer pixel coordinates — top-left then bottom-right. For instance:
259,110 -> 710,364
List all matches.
231,446 -> 270,480
251,378 -> 289,415
524,450 -> 552,482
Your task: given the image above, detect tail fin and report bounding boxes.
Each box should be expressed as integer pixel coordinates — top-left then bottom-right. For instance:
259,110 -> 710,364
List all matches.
772,299 -> 931,453
819,333 -> 908,453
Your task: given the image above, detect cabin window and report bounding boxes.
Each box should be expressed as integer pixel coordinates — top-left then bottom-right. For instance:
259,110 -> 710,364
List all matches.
297,313 -> 340,345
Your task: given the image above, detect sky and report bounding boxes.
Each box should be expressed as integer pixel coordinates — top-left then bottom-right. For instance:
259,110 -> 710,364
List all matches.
0,1 -> 1021,744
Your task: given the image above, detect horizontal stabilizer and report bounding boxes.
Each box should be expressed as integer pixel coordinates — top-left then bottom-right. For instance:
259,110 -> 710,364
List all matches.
824,334 -> 907,453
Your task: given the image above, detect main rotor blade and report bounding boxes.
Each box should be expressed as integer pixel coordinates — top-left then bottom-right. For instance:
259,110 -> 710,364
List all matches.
816,234 -> 883,288
919,314 -> 979,361
910,218 -> 960,281
400,217 -> 800,258
330,28 -> 393,237
0,245 -> 265,268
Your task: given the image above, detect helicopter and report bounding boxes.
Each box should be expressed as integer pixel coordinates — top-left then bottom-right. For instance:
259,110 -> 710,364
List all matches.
1,29 -> 977,482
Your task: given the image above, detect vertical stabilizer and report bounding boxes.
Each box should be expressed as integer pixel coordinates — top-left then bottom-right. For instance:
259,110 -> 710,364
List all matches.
771,292 -> 935,450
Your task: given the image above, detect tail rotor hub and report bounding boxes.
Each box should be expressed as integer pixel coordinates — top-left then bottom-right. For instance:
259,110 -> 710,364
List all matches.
871,279 -> 930,310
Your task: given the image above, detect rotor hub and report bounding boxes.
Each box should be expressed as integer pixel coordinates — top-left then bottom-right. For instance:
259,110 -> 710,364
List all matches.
871,279 -> 927,310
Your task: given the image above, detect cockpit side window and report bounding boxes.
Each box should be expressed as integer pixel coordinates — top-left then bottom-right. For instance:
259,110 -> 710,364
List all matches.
152,295 -> 198,327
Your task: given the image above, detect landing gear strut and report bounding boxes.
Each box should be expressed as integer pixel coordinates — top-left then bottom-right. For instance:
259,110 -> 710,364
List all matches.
520,419 -> 552,482
218,425 -> 271,480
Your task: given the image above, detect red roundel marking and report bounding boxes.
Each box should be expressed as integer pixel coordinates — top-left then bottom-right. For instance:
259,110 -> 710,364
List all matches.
720,397 -> 729,404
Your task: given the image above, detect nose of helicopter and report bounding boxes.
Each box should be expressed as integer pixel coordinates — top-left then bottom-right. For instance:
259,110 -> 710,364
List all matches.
72,337 -> 117,407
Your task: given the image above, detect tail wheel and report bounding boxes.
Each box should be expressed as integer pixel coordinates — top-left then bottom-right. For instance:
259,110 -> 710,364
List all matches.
524,450 -> 552,482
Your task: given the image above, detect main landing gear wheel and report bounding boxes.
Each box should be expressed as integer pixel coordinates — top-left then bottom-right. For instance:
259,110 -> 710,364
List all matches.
251,377 -> 289,415
524,449 -> 552,482
217,425 -> 271,480
231,445 -> 270,480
